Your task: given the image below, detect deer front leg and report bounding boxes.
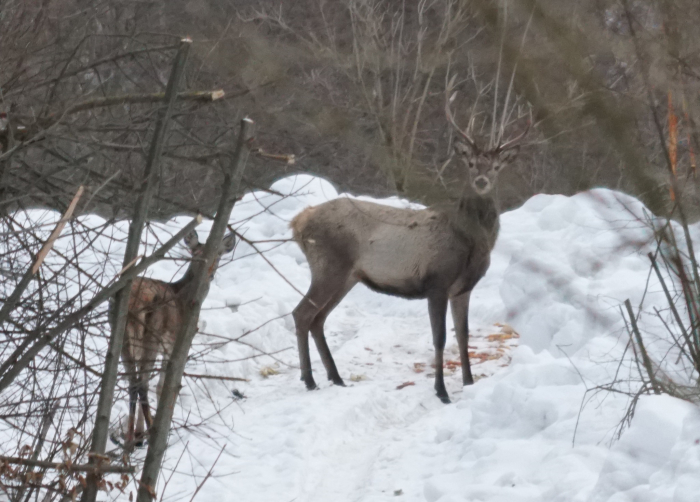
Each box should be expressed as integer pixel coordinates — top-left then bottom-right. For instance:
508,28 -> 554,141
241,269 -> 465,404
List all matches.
127,381 -> 139,444
428,294 -> 450,404
450,291 -> 474,386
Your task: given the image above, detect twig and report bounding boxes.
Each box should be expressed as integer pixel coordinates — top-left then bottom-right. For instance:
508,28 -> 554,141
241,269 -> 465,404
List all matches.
251,148 -> 295,164
188,445 -> 225,502
233,232 -> 307,299
624,299 -> 660,395
182,373 -> 249,383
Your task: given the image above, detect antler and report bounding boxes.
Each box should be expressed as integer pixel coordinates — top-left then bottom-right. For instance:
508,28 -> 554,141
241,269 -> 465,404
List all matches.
445,76 -> 478,151
496,119 -> 530,151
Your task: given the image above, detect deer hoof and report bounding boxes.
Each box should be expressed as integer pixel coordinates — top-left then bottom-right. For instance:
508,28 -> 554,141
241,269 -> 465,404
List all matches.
303,379 -> 318,391
438,394 -> 451,404
132,431 -> 149,448
109,431 -> 122,446
331,378 -> 346,387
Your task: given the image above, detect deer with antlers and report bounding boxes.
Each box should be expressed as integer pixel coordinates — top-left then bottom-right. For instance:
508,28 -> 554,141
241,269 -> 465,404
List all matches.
111,229 -> 235,446
289,83 -> 529,403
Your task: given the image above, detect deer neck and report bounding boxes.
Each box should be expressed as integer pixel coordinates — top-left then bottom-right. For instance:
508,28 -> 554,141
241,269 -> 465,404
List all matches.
449,192 -> 500,249
171,260 -> 214,299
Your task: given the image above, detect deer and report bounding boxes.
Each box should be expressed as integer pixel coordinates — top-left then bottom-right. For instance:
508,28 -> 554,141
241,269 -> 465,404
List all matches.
110,229 -> 235,446
289,88 -> 528,403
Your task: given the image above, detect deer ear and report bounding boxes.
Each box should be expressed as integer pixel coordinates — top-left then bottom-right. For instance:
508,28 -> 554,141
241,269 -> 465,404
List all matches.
183,230 -> 200,250
454,140 -> 475,157
499,146 -> 520,165
221,233 -> 236,254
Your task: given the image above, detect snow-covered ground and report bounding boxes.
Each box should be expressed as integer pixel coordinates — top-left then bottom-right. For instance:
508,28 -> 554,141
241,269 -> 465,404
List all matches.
6,175 -> 700,501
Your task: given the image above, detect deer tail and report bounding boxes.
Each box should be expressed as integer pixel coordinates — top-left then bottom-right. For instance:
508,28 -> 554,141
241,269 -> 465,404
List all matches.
290,206 -> 317,248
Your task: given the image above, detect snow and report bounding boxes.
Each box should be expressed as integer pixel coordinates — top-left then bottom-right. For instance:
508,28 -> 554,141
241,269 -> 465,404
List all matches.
4,175 -> 700,501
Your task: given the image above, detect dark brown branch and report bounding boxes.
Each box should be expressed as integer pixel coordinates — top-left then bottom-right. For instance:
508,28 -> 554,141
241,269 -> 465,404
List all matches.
182,373 -> 250,383
624,299 -> 661,395
63,89 -> 225,116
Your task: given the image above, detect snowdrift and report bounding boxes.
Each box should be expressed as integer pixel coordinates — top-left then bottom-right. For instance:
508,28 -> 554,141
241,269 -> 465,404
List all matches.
2,175 -> 700,501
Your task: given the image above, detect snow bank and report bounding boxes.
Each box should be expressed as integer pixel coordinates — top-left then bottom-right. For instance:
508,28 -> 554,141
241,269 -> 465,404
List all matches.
3,175 -> 700,501
156,177 -> 698,502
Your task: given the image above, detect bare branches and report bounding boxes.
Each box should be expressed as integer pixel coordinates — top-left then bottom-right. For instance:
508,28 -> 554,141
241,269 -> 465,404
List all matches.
0,90 -> 225,150
0,215 -> 204,393
0,187 -> 84,328
623,299 -> 661,395
0,456 -> 134,475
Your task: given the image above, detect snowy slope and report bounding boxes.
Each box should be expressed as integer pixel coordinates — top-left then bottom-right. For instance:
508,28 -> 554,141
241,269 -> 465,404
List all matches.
5,175 -> 700,501
111,175 -> 694,502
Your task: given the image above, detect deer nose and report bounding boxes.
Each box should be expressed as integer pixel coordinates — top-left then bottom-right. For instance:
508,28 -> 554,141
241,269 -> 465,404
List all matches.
474,178 -> 488,190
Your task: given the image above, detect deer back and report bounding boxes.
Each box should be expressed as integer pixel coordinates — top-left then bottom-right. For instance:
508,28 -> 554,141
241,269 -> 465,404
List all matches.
119,278 -> 183,362
291,198 -> 491,298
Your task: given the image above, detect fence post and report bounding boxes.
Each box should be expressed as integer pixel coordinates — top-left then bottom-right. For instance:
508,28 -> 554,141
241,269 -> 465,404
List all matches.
136,117 -> 253,502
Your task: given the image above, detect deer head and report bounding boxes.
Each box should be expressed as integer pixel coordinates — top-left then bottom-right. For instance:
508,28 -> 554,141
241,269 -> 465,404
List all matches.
446,91 -> 529,195
183,230 -> 236,277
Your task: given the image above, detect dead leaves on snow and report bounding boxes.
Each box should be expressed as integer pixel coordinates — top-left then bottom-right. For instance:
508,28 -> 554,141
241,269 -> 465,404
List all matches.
413,322 -> 520,382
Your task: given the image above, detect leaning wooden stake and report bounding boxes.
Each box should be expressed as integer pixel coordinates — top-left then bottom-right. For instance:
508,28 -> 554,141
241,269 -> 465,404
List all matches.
136,117 -> 253,502
81,38 -> 192,502
0,185 -> 83,329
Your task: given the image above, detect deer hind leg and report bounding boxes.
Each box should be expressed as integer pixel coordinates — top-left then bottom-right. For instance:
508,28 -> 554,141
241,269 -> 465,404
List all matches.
155,345 -> 170,401
136,346 -> 158,436
428,293 -> 450,404
125,364 -> 140,445
450,291 -> 474,386
121,328 -> 140,446
293,267 -> 352,390
309,279 -> 357,387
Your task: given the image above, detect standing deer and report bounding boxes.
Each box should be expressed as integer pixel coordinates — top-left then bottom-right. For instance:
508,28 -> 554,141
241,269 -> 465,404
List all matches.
290,92 -> 528,403
111,229 -> 235,445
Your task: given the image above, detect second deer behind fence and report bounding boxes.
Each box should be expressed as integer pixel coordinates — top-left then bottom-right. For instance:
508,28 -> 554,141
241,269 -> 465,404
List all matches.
110,229 -> 235,446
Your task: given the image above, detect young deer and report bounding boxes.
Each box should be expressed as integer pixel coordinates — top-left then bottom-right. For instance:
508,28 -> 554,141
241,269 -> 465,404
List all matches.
290,93 -> 528,403
111,229 -> 235,445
